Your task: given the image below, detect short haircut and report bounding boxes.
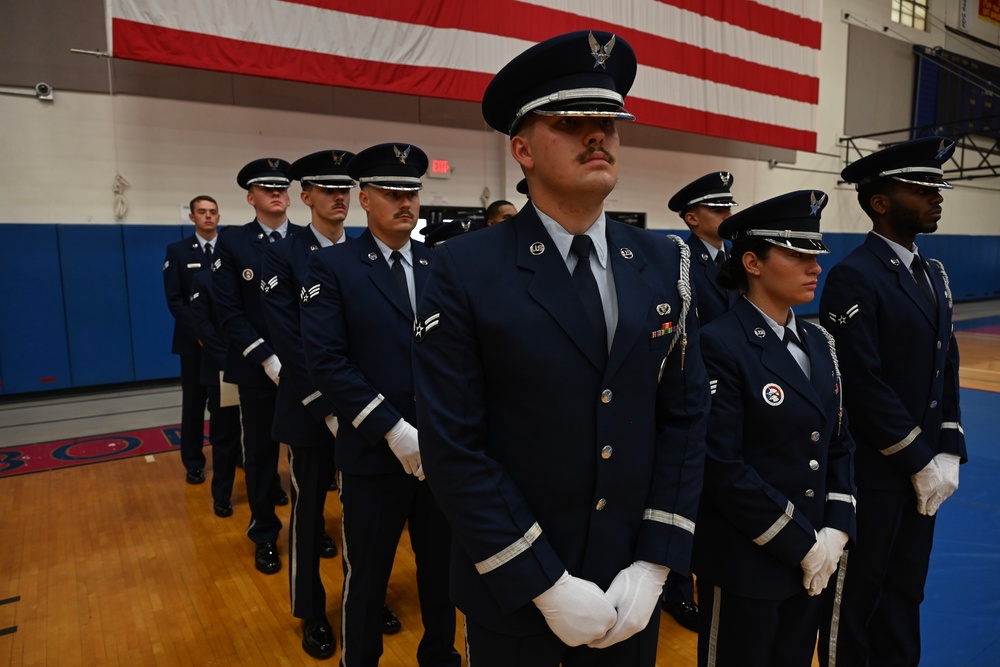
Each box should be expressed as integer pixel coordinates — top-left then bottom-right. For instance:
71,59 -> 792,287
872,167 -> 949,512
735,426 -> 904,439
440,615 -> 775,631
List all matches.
486,200 -> 514,219
857,179 -> 897,220
189,195 -> 218,213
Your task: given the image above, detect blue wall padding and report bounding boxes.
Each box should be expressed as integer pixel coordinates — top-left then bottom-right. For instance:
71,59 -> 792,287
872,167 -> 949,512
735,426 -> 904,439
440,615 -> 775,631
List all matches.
0,225 -> 997,395
0,225 -> 73,394
124,225 -> 185,381
57,225 -> 135,387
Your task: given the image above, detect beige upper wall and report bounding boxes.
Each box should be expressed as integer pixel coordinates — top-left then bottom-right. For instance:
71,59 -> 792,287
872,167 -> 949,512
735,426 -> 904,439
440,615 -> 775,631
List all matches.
1,0 -> 997,233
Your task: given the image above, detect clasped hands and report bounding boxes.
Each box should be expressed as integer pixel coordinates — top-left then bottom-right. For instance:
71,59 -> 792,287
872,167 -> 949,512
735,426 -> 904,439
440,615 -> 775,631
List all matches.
533,562 -> 669,648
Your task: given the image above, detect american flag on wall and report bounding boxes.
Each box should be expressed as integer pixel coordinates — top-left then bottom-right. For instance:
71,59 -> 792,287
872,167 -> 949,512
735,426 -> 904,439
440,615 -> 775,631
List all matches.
109,0 -> 822,152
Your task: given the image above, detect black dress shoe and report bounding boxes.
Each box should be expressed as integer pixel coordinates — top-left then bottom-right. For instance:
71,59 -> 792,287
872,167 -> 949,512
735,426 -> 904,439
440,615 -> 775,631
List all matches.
254,542 -> 281,574
382,603 -> 401,635
186,468 -> 205,485
213,500 -> 234,518
661,596 -> 699,633
319,532 -> 337,558
302,617 -> 335,660
275,489 -> 289,506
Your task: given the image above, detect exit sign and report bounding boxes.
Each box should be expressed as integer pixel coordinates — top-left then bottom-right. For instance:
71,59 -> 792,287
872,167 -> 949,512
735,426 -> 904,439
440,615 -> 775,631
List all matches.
427,159 -> 452,179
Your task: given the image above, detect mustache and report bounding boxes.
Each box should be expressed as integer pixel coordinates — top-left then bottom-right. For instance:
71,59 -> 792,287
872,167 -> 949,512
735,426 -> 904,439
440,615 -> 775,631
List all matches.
577,146 -> 616,165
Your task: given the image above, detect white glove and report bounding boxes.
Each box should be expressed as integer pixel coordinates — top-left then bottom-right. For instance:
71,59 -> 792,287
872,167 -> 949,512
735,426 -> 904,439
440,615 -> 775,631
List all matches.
262,354 -> 281,385
911,457 -> 945,516
932,453 -> 961,515
533,571 -> 617,647
589,561 -> 669,648
385,419 -> 424,480
805,528 -> 849,596
800,535 -> 828,595
325,414 -> 339,437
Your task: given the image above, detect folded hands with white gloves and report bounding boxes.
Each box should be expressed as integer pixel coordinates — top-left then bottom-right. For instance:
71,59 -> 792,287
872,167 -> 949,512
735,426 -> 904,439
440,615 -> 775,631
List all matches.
533,571 -> 617,647
385,418 -> 424,481
588,561 -> 669,648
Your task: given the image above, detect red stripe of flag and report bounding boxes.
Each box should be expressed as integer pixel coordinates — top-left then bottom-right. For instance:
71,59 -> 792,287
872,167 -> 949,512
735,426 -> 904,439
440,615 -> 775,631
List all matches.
112,19 -> 815,151
280,0 -> 818,103
654,0 -> 822,49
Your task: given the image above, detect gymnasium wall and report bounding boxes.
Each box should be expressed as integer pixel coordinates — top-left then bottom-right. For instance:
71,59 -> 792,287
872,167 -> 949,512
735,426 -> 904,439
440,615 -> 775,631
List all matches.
0,223 -> 996,395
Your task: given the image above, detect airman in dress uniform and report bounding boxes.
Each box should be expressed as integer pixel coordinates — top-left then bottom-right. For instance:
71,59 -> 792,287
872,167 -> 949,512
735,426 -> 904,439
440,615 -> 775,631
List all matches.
661,172 -> 740,631
300,144 -> 460,667
163,196 -> 220,485
213,158 -> 300,575
669,172 -> 739,327
188,247 -> 242,518
260,149 -> 357,660
818,137 -> 966,667
693,190 -> 856,667
413,31 -> 710,667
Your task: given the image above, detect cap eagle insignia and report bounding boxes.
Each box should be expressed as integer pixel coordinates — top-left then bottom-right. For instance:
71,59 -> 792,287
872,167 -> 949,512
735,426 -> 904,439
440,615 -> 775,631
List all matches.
330,151 -> 343,165
588,32 -> 616,69
720,172 -> 731,187
267,158 -> 280,170
809,191 -> 827,216
935,139 -> 952,161
393,145 -> 411,164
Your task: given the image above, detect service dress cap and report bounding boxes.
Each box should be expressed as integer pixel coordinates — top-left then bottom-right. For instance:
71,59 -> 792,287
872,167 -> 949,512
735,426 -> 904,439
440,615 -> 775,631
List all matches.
288,150 -> 356,189
237,158 -> 291,190
422,218 -> 486,248
482,30 -> 637,135
719,190 -> 830,255
841,136 -> 955,190
668,172 -> 738,215
347,143 -> 428,191
515,178 -> 530,197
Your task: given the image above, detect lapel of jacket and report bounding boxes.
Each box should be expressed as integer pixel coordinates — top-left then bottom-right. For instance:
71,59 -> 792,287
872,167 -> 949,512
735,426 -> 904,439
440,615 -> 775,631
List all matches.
734,299 -> 824,414
359,229 -> 413,319
865,233 -> 936,327
800,323 -> 835,403
923,255 -> 950,334
687,234 -> 726,300
605,225 -> 651,379
184,235 -> 206,268
515,209 -> 606,372
412,241 -> 432,304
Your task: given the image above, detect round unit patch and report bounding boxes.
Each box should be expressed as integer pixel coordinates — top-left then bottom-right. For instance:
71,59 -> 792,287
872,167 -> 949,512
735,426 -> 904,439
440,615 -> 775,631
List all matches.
242,268 -> 254,281
762,383 -> 784,406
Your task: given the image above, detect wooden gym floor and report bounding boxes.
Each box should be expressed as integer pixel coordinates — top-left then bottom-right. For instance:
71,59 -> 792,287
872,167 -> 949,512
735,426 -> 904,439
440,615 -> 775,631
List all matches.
2,300 -> 998,666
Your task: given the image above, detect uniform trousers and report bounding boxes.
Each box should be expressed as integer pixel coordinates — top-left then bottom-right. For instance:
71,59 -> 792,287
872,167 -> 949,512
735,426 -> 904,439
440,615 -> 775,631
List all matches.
287,440 -> 335,620
465,609 -> 660,667
206,384 -> 241,505
179,353 -> 208,472
237,383 -> 283,545
820,487 -> 936,667
338,471 -> 459,667
696,577 -> 822,667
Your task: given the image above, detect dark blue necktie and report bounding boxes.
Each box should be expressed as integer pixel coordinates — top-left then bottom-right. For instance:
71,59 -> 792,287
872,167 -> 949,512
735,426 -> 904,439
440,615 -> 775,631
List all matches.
570,235 -> 607,353
390,250 -> 411,313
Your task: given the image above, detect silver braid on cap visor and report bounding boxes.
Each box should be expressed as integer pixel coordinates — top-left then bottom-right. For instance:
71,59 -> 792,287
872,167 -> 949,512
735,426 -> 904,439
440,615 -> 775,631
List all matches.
509,87 -> 634,133
358,175 -> 423,191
